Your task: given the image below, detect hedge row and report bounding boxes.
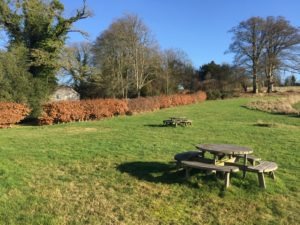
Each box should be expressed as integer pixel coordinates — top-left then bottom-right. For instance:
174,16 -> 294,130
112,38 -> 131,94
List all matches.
38,91 -> 206,125
0,102 -> 31,128
128,92 -> 207,113
39,99 -> 128,125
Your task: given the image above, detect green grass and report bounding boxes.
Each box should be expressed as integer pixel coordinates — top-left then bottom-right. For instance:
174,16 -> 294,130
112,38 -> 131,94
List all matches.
0,98 -> 299,225
293,101 -> 300,110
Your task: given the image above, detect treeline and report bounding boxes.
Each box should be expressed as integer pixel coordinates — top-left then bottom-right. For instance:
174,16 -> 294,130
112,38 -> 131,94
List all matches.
60,14 -> 250,101
62,15 -> 300,100
1,1 -> 299,119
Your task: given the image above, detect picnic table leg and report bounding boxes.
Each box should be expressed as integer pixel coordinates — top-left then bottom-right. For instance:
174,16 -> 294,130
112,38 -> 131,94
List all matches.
243,154 -> 247,178
224,172 -> 230,188
213,154 -> 218,165
258,172 -> 266,188
269,171 -> 276,180
176,161 -> 181,170
185,168 -> 191,179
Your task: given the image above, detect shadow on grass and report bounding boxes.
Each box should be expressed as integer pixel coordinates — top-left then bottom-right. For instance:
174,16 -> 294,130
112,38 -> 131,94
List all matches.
144,124 -> 187,128
253,123 -> 275,128
288,114 -> 300,118
117,161 -> 185,184
117,161 -> 225,190
117,161 -> 265,195
143,124 -> 180,128
143,124 -> 166,128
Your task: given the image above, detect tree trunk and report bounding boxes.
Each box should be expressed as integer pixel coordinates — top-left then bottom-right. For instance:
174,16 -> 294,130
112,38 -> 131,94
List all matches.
267,77 -> 274,93
266,65 -> 274,93
166,71 -> 169,95
137,89 -> 141,98
252,65 -> 259,94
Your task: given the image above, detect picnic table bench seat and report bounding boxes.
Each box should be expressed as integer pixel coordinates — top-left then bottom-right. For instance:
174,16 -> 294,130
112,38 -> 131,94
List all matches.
174,151 -> 202,161
235,154 -> 261,165
163,119 -> 174,126
246,161 -> 278,188
174,151 -> 203,168
181,160 -> 239,188
225,161 -> 278,188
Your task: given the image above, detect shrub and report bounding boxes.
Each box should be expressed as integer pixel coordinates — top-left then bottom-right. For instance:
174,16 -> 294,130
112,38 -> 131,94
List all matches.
206,89 -> 222,100
127,97 -> 160,114
0,102 -> 31,128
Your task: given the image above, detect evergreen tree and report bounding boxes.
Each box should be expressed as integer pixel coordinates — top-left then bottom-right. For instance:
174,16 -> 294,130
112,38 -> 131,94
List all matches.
0,0 -> 90,116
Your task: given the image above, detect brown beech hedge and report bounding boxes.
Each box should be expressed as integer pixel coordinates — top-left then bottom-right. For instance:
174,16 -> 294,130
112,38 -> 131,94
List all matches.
0,102 -> 31,128
127,91 -> 207,113
38,91 -> 206,125
39,99 -> 129,125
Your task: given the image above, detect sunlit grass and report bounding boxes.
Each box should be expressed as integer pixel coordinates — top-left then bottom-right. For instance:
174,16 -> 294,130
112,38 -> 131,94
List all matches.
293,101 -> 300,110
0,98 -> 299,224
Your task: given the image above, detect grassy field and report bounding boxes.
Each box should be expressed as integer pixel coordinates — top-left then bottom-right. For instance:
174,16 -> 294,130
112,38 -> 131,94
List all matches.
0,98 -> 299,225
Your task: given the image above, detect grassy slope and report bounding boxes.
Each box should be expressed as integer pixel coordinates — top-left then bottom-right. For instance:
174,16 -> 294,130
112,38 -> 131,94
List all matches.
0,98 -> 299,225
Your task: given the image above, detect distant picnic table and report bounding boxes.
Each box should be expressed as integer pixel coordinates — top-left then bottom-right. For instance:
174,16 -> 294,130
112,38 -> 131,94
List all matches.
163,117 -> 192,127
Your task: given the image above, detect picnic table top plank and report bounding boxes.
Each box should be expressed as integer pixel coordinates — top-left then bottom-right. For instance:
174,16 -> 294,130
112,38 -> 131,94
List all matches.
196,144 -> 253,155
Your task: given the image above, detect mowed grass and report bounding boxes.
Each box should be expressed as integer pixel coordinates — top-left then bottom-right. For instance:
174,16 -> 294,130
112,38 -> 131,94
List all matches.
0,98 -> 299,225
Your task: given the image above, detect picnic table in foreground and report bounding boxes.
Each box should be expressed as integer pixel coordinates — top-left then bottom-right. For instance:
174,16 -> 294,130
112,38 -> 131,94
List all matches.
174,144 -> 278,189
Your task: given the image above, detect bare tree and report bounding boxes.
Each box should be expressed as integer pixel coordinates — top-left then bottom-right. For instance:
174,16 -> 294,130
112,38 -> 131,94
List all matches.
229,16 -> 300,93
93,19 -> 134,98
263,16 -> 300,92
161,48 -> 194,94
119,14 -> 160,97
60,42 -> 97,94
229,17 -> 266,93
93,14 -> 160,98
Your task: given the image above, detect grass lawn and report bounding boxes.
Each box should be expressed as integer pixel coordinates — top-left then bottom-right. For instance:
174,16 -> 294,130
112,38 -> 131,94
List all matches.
0,97 -> 299,225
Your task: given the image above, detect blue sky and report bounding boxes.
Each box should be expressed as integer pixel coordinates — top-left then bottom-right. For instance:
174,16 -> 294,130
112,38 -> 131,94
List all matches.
62,0 -> 300,77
